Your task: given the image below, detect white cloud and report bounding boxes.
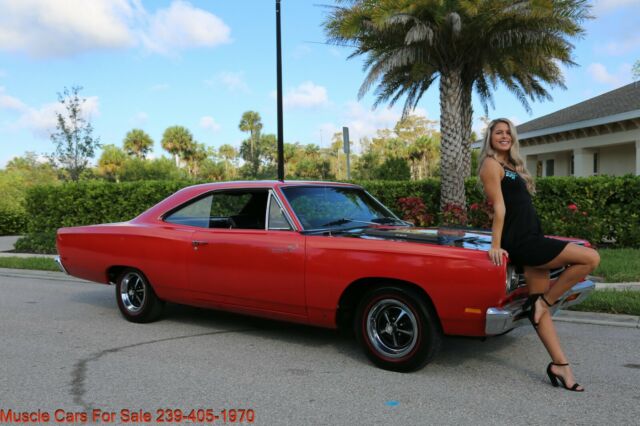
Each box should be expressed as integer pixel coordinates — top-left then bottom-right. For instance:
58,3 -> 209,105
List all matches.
200,116 -> 221,132
278,81 -> 329,109
0,0 -> 231,58
292,44 -> 312,59
0,0 -> 135,58
130,111 -> 148,126
141,1 -> 231,55
587,62 -> 632,86
15,95 -> 100,138
0,86 -> 27,111
592,0 -> 640,15
149,83 -> 170,92
597,35 -> 640,56
207,71 -> 250,93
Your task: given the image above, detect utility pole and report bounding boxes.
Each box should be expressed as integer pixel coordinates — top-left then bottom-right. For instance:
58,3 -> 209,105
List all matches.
342,126 -> 351,180
275,0 -> 285,181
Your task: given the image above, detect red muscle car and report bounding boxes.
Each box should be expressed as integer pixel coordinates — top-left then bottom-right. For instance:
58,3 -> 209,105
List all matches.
56,181 -> 594,372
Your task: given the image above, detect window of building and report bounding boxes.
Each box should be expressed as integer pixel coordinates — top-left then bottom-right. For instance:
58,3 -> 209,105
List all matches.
536,161 -> 543,177
545,159 -> 555,177
570,155 -> 574,176
593,152 -> 599,174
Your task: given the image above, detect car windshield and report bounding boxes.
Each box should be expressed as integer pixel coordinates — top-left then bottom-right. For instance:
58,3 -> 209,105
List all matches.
281,186 -> 402,231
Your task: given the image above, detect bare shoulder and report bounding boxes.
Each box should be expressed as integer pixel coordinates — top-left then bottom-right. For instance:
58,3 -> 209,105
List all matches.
479,157 -> 503,180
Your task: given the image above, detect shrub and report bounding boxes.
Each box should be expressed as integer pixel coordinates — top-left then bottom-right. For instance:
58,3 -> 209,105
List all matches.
396,197 -> 434,226
0,206 -> 27,235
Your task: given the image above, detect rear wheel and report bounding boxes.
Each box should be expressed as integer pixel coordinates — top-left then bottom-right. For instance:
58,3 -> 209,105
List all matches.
355,286 -> 442,372
115,268 -> 164,323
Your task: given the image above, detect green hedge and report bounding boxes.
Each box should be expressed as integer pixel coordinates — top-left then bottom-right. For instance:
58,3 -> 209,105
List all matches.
17,176 -> 640,254
0,206 -> 27,236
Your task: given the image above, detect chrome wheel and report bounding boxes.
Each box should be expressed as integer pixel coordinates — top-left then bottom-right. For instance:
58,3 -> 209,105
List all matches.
119,271 -> 146,313
366,298 -> 419,359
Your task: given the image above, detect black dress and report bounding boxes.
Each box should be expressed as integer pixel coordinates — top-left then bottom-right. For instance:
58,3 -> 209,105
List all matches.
500,165 -> 568,267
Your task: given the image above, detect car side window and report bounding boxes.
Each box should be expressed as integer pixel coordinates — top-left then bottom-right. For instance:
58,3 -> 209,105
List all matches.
210,190 -> 268,230
164,195 -> 213,228
268,195 -> 292,231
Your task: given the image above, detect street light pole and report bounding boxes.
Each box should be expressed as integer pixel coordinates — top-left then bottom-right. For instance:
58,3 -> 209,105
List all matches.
276,0 -> 284,181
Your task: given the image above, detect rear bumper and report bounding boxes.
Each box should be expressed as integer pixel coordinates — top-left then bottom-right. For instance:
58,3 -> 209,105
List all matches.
54,256 -> 68,274
485,279 -> 595,335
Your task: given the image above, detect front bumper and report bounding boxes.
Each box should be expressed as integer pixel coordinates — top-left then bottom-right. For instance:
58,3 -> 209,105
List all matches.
485,279 -> 595,335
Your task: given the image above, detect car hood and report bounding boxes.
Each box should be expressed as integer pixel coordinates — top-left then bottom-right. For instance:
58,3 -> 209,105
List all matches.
338,226 -> 589,252
339,227 -> 493,251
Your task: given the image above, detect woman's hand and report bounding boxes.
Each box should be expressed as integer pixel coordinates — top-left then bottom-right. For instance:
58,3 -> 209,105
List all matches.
488,247 -> 508,266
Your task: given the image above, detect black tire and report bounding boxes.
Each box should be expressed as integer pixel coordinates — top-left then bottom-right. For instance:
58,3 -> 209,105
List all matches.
354,286 -> 442,372
115,268 -> 164,323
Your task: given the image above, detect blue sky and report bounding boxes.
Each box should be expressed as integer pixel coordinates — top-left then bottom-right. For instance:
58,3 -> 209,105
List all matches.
0,0 -> 639,167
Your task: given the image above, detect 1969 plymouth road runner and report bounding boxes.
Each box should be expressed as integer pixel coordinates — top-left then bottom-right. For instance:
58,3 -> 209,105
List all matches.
56,181 -> 594,371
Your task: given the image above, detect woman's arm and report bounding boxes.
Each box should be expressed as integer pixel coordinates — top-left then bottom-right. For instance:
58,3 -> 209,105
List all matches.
479,158 -> 508,265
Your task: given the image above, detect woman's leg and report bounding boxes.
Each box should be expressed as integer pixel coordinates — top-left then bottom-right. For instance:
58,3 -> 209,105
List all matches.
524,266 -> 583,390
535,243 -> 600,322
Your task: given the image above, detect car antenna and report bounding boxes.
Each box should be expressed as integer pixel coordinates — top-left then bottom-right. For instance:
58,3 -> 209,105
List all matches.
276,0 -> 285,182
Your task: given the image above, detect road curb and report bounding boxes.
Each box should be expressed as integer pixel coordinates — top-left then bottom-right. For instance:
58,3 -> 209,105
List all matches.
555,310 -> 640,329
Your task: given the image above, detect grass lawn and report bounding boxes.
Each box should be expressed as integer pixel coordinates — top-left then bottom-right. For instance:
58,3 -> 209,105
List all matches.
568,290 -> 640,316
594,248 -> 640,282
0,256 -> 58,271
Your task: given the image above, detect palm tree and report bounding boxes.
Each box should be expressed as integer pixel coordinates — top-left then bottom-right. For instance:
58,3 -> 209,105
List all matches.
238,111 -> 263,176
123,129 -> 154,159
325,0 -> 590,210
161,126 -> 196,167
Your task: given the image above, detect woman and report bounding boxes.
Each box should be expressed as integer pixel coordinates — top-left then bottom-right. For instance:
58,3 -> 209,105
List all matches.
478,118 -> 600,392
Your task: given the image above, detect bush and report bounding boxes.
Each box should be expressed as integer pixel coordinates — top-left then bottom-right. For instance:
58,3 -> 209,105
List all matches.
18,180 -> 195,253
16,176 -> 640,253
0,206 -> 27,235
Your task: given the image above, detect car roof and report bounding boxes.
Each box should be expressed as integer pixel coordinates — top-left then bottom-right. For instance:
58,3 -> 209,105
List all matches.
184,180 -> 362,192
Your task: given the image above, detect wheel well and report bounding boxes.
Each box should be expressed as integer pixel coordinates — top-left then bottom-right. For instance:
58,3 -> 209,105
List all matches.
336,278 -> 442,334
106,265 -> 131,284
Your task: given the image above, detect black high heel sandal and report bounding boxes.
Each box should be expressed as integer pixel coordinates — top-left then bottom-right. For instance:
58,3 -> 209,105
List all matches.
546,362 -> 584,392
522,293 -> 555,329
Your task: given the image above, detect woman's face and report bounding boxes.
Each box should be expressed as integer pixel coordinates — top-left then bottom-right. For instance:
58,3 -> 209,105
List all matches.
490,121 -> 512,154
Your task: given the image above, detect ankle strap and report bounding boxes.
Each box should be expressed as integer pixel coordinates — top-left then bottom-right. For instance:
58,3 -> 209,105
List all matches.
552,362 -> 569,366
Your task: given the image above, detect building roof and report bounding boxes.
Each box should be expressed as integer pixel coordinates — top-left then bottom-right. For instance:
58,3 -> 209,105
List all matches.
517,82 -> 640,137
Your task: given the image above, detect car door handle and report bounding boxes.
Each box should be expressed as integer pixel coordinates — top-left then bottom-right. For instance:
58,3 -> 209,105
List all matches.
192,240 -> 208,249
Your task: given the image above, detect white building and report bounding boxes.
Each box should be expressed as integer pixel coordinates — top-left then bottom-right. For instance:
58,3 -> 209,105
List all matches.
516,82 -> 640,177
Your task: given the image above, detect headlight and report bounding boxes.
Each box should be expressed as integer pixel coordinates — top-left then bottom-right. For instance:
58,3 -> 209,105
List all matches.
506,265 -> 518,293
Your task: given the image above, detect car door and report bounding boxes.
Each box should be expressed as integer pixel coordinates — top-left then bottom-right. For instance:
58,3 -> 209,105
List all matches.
188,188 -> 306,318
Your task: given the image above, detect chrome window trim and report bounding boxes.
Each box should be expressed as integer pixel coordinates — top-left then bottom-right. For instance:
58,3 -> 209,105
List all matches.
266,190 -> 297,231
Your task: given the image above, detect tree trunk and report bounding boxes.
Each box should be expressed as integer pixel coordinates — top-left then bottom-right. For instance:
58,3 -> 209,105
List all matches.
438,69 -> 467,210
460,88 -> 473,179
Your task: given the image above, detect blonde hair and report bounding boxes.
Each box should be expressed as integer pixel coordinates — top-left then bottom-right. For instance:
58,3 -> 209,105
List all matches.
477,118 -> 536,194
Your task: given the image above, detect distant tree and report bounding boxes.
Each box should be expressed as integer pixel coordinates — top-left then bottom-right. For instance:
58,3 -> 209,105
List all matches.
217,144 -> 238,179
123,129 -> 154,159
633,59 -> 640,81
183,142 -> 208,177
49,86 -> 100,181
374,157 -> 411,181
238,111 -> 263,177
119,157 -> 187,181
97,145 -> 127,182
161,126 -> 196,168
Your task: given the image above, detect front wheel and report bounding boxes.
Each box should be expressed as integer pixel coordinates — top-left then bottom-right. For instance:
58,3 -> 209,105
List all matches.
115,268 -> 164,323
355,287 -> 442,372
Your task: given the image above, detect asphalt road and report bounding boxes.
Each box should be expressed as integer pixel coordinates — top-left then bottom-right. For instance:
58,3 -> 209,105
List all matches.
1,270 -> 639,425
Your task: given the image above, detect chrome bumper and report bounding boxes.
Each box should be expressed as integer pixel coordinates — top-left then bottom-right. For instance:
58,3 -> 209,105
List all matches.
485,280 -> 595,335
54,256 -> 68,274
